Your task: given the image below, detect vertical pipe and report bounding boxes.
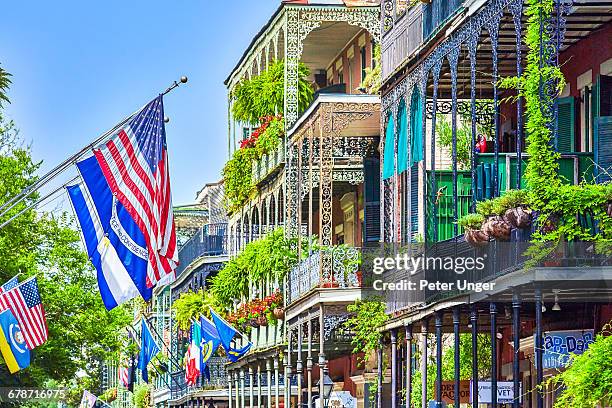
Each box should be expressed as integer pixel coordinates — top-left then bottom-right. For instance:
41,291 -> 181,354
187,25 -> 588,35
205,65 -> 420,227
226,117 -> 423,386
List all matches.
229,370 -> 233,408
513,294 -> 521,408
258,364 -> 262,408
421,320 -> 428,408
377,339 -> 383,408
307,317 -> 313,408
241,369 -> 246,408
391,329 -> 398,408
535,290 -> 544,408
249,366 -> 254,408
274,357 -> 280,408
435,312 -> 443,405
286,329 -> 293,408
453,308 -> 461,408
405,324 -> 413,408
471,305 -> 479,408
297,321 -> 303,407
267,359 -> 272,408
491,303 -> 498,408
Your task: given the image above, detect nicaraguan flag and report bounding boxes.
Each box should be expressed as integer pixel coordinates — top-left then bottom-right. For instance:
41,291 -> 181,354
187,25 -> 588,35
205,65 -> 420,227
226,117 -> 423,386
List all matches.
210,309 -> 252,363
0,309 -> 30,374
138,318 -> 160,383
67,156 -> 152,310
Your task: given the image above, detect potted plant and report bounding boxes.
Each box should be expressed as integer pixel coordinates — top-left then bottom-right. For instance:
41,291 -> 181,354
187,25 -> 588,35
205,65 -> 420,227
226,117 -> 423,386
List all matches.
458,213 -> 489,247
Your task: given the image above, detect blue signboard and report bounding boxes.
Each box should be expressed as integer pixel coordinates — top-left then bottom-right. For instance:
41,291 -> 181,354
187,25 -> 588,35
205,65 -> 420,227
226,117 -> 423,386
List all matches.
542,330 -> 594,369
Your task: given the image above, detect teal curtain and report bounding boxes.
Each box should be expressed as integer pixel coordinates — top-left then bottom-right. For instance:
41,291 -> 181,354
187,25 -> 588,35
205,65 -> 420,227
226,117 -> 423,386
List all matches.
397,102 -> 408,174
382,113 -> 395,180
410,89 -> 424,166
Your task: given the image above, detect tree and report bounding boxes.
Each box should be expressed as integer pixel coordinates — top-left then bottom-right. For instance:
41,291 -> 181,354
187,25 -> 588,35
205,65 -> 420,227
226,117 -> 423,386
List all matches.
0,107 -> 130,399
0,65 -> 10,107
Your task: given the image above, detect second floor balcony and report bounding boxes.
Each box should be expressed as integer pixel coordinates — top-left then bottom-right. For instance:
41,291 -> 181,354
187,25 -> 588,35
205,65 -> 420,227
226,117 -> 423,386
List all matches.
176,223 -> 228,276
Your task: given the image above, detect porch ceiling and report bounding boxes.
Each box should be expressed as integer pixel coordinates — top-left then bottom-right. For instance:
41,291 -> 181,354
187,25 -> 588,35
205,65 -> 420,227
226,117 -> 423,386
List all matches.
302,21 -> 363,77
430,1 -> 612,99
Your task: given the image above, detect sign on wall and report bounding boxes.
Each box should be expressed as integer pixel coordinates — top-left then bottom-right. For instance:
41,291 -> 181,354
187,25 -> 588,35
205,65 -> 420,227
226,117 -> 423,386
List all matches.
434,380 -> 470,404
542,330 -> 594,369
470,381 -> 521,404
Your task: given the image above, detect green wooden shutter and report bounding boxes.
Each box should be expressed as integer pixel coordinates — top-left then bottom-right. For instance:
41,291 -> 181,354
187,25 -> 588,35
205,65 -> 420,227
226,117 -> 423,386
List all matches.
364,157 -> 381,243
557,97 -> 575,153
595,75 -> 612,183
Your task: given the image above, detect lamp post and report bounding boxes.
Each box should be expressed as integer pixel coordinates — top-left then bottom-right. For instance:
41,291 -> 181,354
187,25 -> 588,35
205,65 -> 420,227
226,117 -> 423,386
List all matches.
316,373 -> 334,408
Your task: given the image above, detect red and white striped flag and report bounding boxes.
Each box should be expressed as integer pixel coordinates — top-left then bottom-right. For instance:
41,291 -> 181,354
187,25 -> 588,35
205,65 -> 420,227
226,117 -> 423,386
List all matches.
0,276 -> 48,349
93,96 -> 178,288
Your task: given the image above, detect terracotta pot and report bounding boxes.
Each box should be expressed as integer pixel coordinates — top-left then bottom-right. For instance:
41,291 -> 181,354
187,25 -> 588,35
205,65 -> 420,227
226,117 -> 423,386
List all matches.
273,307 -> 285,319
249,318 -> 259,328
482,216 -> 511,241
465,228 -> 489,247
321,281 -> 340,289
356,271 -> 363,286
503,206 -> 532,229
257,315 -> 268,326
605,201 -> 612,218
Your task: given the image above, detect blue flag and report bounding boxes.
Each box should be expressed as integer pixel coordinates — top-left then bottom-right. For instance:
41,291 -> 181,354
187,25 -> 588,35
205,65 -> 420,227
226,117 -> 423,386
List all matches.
210,309 -> 252,363
0,309 -> 30,373
67,156 -> 152,310
137,318 -> 160,383
200,316 -> 221,378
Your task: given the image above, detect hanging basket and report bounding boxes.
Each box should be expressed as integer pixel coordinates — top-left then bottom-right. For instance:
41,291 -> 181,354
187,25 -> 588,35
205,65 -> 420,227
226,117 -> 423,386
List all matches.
465,228 -> 490,247
257,315 -> 268,326
273,307 -> 285,319
250,318 -> 260,328
503,206 -> 532,229
605,201 -> 612,218
482,216 -> 511,241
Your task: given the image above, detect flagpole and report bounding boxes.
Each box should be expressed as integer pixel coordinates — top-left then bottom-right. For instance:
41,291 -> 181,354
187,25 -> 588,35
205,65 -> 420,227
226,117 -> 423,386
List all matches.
0,76 -> 189,227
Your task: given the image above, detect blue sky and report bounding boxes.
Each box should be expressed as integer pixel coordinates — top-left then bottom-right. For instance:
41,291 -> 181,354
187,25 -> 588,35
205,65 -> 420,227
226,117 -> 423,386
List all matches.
0,0 -> 279,205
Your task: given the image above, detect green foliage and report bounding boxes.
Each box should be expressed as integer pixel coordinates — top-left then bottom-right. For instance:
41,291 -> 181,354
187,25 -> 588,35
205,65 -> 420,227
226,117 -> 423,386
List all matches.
222,147 -> 257,213
344,297 -> 389,366
0,111 -> 131,392
132,383 -> 151,408
0,65 -> 10,107
256,117 -> 284,156
547,322 -> 612,407
436,115 -> 472,170
231,60 -> 313,124
457,213 -> 484,230
210,228 -> 298,309
173,289 -> 218,330
360,44 -> 381,95
475,189 -> 529,217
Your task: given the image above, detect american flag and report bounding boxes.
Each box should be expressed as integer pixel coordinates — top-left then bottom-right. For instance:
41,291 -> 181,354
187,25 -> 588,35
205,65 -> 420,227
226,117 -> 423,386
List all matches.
119,365 -> 128,388
0,276 -> 19,294
0,276 -> 48,349
93,96 -> 178,287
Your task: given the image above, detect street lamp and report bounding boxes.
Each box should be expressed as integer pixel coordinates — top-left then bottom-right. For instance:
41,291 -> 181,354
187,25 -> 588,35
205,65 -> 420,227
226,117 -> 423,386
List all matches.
317,374 -> 334,408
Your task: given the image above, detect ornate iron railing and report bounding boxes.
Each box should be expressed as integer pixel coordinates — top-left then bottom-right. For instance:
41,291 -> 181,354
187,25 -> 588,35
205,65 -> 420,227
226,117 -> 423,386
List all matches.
169,356 -> 228,400
176,223 -> 227,276
288,246 -> 362,303
252,144 -> 286,185
382,5 -> 423,82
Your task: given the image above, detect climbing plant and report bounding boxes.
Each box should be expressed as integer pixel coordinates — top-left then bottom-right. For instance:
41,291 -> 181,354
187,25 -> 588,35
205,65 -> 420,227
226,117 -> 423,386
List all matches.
344,297 -> 389,366
172,289 -> 218,330
546,321 -> 612,407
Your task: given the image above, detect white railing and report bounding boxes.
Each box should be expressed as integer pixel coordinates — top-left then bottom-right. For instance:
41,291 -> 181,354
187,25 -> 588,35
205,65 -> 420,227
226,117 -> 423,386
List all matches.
252,144 -> 286,184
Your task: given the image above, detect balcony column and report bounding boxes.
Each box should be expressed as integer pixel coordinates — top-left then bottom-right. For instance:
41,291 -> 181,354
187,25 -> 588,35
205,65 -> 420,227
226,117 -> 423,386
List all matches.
228,369 -> 233,408
453,308 -> 461,408
376,339 -> 383,408
435,312 -> 443,406
285,328 -> 293,407
405,324 -> 413,408
535,289 -> 544,408
235,371 -> 240,408
449,47 -> 460,236
274,356 -> 280,408
318,106 -> 333,283
266,358 -> 272,408
391,328 -> 398,408
471,305 -> 479,408
240,369 -> 246,408
319,305 -> 326,405
257,363 -> 262,408
297,320 -> 304,407
307,316 -> 313,408
249,365 -> 254,408
420,320 -> 429,408
512,294 -> 521,408
491,303 -> 498,408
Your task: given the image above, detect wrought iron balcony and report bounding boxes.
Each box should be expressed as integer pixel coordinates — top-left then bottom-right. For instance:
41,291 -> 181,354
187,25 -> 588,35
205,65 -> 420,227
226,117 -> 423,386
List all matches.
422,0 -> 464,40
169,356 -> 228,400
382,5 -> 423,82
252,144 -> 286,185
288,246 -> 362,304
176,223 -> 228,276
